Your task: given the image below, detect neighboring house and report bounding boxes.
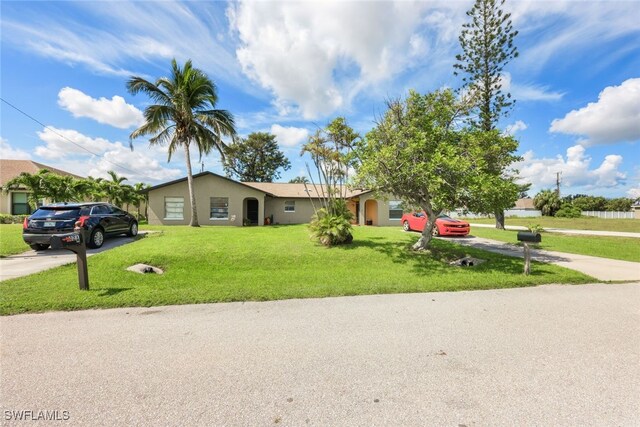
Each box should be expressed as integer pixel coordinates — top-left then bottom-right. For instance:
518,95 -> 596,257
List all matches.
146,172 -> 405,226
0,159 -> 83,215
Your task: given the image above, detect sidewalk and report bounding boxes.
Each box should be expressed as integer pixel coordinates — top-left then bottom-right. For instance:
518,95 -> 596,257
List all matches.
449,235 -> 640,281
470,223 -> 640,238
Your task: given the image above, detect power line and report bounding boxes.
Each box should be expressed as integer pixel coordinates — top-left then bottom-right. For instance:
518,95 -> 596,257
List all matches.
1,97 -> 144,177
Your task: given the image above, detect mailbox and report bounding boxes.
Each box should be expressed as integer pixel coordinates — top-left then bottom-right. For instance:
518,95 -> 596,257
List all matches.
51,231 -> 89,290
517,231 -> 541,243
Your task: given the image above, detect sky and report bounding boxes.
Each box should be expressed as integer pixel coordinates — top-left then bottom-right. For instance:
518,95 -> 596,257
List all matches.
1,0 -> 639,199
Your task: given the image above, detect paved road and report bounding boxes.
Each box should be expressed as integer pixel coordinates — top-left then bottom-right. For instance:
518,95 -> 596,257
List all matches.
470,223 -> 640,238
446,235 -> 640,281
0,232 -> 149,282
1,284 -> 638,426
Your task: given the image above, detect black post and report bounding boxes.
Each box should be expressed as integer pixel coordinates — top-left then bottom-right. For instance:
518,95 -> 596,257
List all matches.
50,227 -> 90,291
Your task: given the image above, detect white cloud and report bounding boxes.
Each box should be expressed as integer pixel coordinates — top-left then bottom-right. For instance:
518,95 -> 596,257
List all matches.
229,1 -> 433,119
504,120 -> 528,136
516,145 -> 626,194
550,78 -> 640,146
500,73 -> 564,102
33,127 -> 182,184
270,124 -> 309,148
58,87 -> 144,129
0,138 -> 32,160
627,187 -> 640,200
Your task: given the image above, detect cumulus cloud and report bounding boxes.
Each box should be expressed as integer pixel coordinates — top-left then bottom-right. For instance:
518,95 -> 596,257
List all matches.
628,187 -> 640,200
504,120 -> 528,136
0,138 -> 32,160
515,145 -> 626,193
33,127 -> 182,184
229,1 -> 432,118
58,87 -> 144,129
550,78 -> 640,146
270,124 -> 309,148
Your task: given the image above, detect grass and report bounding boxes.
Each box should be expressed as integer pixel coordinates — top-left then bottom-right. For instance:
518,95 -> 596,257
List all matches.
464,216 -> 640,232
470,227 -> 640,262
0,224 -> 28,257
0,225 -> 594,315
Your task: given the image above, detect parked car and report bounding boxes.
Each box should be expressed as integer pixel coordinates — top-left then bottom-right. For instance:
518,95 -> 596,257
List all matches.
23,202 -> 138,250
401,212 -> 470,236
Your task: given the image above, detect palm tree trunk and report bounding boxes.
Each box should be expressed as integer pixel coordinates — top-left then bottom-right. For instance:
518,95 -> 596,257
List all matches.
184,142 -> 200,227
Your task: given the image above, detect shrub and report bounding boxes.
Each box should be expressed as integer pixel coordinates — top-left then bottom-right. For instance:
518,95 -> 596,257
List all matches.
0,214 -> 28,224
527,223 -> 544,234
555,203 -> 581,218
309,208 -> 353,246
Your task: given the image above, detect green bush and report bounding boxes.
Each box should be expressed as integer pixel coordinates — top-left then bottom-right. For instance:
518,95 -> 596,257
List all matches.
555,203 -> 582,218
527,223 -> 545,234
309,208 -> 353,246
0,214 -> 28,224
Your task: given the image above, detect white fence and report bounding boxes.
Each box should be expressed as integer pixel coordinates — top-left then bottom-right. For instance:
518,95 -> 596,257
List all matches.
448,210 -> 542,219
582,211 -> 634,219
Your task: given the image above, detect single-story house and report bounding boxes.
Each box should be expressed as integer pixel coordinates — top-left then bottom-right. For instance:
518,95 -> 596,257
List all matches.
146,171 -> 405,226
0,159 -> 83,215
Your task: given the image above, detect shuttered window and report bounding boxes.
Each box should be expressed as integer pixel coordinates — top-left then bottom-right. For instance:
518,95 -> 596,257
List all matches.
210,197 -> 229,220
164,197 -> 184,220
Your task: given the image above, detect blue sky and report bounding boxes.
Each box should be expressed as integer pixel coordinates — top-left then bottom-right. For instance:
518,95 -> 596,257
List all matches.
1,0 -> 639,199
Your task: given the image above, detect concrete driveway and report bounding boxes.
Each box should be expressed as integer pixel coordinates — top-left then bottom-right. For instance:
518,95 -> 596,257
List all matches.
1,283 -> 638,426
0,232 -> 149,282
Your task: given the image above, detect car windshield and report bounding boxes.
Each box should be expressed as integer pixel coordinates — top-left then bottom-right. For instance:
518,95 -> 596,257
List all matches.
30,207 -> 81,220
437,214 -> 453,220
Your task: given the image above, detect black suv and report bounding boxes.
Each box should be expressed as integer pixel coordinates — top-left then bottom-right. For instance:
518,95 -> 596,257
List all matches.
23,202 -> 138,250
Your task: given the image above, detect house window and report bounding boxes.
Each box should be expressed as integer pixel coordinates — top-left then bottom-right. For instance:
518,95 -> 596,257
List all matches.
210,197 -> 229,220
11,192 -> 31,215
284,200 -> 295,212
164,197 -> 184,220
388,200 -> 403,220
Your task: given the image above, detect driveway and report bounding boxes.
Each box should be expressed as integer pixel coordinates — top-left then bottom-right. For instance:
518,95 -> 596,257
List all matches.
1,284 -> 638,426
0,232 -> 149,282
470,223 -> 640,238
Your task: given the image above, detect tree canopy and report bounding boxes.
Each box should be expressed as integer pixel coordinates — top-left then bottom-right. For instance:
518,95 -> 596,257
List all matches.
222,132 -> 290,182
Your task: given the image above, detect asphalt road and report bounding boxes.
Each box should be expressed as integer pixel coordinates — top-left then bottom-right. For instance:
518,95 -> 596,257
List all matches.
2,283 -> 638,426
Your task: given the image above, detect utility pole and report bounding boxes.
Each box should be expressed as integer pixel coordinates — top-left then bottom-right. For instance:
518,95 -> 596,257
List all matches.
556,171 -> 562,197
201,162 -> 205,173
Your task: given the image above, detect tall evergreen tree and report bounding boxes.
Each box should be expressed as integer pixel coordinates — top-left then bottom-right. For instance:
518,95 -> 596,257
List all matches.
453,0 -> 520,229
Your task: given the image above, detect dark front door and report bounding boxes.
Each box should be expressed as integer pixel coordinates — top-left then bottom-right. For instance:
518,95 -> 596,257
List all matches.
247,199 -> 259,225
355,202 -> 360,224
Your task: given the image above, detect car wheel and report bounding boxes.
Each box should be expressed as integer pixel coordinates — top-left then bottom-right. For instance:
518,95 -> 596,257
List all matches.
431,225 -> 440,237
402,221 -> 411,232
30,243 -> 50,251
127,221 -> 138,237
88,227 -> 105,249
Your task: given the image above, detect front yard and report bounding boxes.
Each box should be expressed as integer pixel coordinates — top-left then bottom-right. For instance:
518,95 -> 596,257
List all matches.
1,225 -> 593,315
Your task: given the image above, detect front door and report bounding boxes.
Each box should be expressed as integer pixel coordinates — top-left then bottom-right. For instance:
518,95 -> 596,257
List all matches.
247,199 -> 259,225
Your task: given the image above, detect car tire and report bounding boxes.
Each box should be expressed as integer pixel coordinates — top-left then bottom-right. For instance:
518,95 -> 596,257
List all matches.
127,221 -> 138,237
88,227 -> 105,249
431,226 -> 440,237
30,243 -> 50,251
402,221 -> 411,232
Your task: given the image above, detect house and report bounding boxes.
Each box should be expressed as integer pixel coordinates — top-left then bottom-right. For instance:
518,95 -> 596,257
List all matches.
0,159 -> 83,215
146,171 -> 405,226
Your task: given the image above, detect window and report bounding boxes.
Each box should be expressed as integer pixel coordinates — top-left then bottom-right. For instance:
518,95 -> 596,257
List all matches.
165,197 -> 184,220
91,205 -> 110,215
388,200 -> 403,220
284,200 -> 295,212
11,192 -> 30,215
210,197 -> 229,220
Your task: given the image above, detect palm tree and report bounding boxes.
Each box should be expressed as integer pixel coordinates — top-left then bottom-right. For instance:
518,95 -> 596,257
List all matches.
127,59 -> 236,226
132,182 -> 150,221
105,170 -> 128,206
3,169 -> 51,211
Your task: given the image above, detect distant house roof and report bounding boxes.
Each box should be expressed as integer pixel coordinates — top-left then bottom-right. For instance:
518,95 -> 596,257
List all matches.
243,182 -> 371,199
513,198 -> 536,210
0,159 -> 84,187
145,171 -> 371,199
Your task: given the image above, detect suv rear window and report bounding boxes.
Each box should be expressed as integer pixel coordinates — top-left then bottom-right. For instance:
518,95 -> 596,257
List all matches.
30,208 -> 82,220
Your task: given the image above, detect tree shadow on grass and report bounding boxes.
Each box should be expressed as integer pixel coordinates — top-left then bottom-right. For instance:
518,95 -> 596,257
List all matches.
96,287 -> 132,297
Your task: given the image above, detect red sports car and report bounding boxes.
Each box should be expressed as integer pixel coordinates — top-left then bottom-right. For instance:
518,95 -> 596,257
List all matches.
401,212 -> 470,236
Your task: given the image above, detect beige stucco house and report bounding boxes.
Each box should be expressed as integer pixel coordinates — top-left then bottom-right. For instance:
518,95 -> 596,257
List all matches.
146,172 -> 404,227
0,159 -> 83,215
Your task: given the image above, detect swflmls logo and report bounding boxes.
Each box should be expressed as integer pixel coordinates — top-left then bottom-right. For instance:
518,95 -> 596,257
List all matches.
4,410 -> 70,421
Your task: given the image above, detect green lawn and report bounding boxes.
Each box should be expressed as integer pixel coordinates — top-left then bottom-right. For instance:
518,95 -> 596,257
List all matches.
470,227 -> 640,262
465,216 -> 640,232
1,225 -> 594,315
0,224 -> 28,257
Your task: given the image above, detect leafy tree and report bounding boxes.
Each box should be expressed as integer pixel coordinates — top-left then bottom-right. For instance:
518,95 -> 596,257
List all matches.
357,89 -> 492,250
555,203 -> 581,218
605,197 -> 633,212
128,58 -> 236,227
289,176 -> 309,184
302,117 -> 359,246
572,195 -> 606,211
222,132 -> 291,182
534,189 -> 561,216
453,0 -> 520,229
2,169 -> 51,210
